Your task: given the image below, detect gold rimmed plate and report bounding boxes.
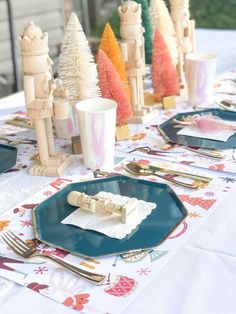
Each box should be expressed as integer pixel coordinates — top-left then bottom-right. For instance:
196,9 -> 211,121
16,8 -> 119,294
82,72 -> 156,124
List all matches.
159,108 -> 236,149
33,176 -> 187,258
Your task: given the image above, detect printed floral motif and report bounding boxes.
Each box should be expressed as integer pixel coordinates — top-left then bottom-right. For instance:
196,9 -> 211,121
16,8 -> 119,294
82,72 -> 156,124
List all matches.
63,293 -> 90,311
27,282 -> 49,293
209,164 -> 225,171
205,191 -> 215,197
0,220 -> 10,231
13,204 -> 38,216
104,276 -> 136,297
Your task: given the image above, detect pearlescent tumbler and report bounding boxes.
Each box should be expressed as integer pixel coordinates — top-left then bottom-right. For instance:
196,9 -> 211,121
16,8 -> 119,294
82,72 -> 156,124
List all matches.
75,98 -> 117,170
185,52 -> 217,107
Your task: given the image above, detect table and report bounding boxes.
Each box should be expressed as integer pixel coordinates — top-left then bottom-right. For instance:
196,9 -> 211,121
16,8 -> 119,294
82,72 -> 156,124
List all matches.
1,83 -> 236,314
1,21 -> 236,308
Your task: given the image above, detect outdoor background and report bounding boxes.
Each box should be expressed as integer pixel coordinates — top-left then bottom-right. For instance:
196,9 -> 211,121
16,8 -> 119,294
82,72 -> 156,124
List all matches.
0,0 -> 235,97
90,0 -> 236,37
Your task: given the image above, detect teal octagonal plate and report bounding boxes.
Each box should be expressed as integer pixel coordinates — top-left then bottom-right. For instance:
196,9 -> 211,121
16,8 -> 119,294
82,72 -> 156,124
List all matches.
0,144 -> 17,174
33,175 -> 187,258
159,108 -> 236,149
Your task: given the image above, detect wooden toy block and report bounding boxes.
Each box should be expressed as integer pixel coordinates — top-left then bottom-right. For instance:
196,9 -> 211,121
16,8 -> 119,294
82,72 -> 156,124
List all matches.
71,135 -> 82,154
154,93 -> 162,103
116,124 -> 131,141
67,191 -> 138,224
144,92 -> 155,106
162,96 -> 176,109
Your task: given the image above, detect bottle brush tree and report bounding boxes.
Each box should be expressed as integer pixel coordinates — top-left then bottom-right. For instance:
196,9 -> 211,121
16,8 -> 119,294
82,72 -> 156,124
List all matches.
152,29 -> 179,96
149,0 -> 178,66
97,49 -> 133,125
99,22 -> 130,100
58,12 -> 100,105
136,0 -> 153,64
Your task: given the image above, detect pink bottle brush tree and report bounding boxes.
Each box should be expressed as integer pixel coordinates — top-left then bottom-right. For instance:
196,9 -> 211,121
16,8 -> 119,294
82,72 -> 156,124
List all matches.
97,49 -> 133,126
152,29 -> 179,97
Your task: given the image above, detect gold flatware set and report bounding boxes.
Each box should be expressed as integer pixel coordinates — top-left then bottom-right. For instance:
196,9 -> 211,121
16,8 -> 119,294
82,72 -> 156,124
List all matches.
121,161 -> 212,190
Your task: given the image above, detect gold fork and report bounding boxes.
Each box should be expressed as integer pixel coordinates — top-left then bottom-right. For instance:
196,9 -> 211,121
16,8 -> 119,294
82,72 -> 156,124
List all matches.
1,231 -> 105,284
121,163 -> 201,190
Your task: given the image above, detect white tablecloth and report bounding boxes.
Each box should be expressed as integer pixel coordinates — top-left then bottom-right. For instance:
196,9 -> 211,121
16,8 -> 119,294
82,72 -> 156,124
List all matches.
1,89 -> 236,314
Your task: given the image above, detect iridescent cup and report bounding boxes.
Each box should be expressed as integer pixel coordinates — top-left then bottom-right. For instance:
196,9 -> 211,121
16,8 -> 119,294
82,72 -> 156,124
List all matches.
185,52 -> 217,107
75,98 -> 117,170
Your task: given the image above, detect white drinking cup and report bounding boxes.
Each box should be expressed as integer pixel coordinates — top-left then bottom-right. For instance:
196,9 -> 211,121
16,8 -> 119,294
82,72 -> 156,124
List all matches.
185,52 -> 217,107
75,98 -> 117,170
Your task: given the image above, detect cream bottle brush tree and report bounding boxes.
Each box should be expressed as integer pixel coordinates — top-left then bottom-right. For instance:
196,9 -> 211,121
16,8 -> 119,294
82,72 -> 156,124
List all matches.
18,21 -> 72,176
149,0 -> 178,67
58,12 -> 100,106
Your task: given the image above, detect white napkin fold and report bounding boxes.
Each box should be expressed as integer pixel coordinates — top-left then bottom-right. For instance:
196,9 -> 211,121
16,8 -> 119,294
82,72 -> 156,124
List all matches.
177,122 -> 236,142
61,191 -> 156,239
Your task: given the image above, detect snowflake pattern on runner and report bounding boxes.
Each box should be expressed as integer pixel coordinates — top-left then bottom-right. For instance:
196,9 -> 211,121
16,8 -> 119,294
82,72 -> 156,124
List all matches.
20,219 -> 33,227
34,266 -> 48,275
137,267 -> 151,276
220,177 -> 236,183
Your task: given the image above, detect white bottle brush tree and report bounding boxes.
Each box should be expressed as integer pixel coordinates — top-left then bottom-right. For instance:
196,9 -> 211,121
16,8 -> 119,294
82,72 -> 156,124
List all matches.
58,12 -> 100,105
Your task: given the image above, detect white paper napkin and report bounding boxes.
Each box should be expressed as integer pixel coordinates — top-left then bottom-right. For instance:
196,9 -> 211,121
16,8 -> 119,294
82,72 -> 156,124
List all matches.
177,122 -> 236,142
61,191 -> 156,239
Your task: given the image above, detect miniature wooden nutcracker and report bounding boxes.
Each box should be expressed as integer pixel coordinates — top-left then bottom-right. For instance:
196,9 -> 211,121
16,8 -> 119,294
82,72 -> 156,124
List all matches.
68,191 -> 138,224
170,0 -> 196,87
118,0 -> 156,124
18,21 -> 72,176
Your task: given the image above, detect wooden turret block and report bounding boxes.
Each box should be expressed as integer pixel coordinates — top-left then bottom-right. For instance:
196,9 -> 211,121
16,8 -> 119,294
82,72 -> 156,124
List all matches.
71,135 -> 82,155
116,124 -> 131,141
144,92 -> 155,106
162,96 -> 176,109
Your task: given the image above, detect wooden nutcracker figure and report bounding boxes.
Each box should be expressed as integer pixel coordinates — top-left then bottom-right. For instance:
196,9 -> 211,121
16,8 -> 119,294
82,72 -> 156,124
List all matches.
170,0 -> 196,87
18,21 -> 72,176
118,0 -> 156,124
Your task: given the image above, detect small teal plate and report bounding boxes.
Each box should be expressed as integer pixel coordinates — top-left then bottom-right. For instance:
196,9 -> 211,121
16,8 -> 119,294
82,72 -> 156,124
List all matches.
0,144 -> 17,174
33,176 -> 187,258
159,108 -> 236,149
